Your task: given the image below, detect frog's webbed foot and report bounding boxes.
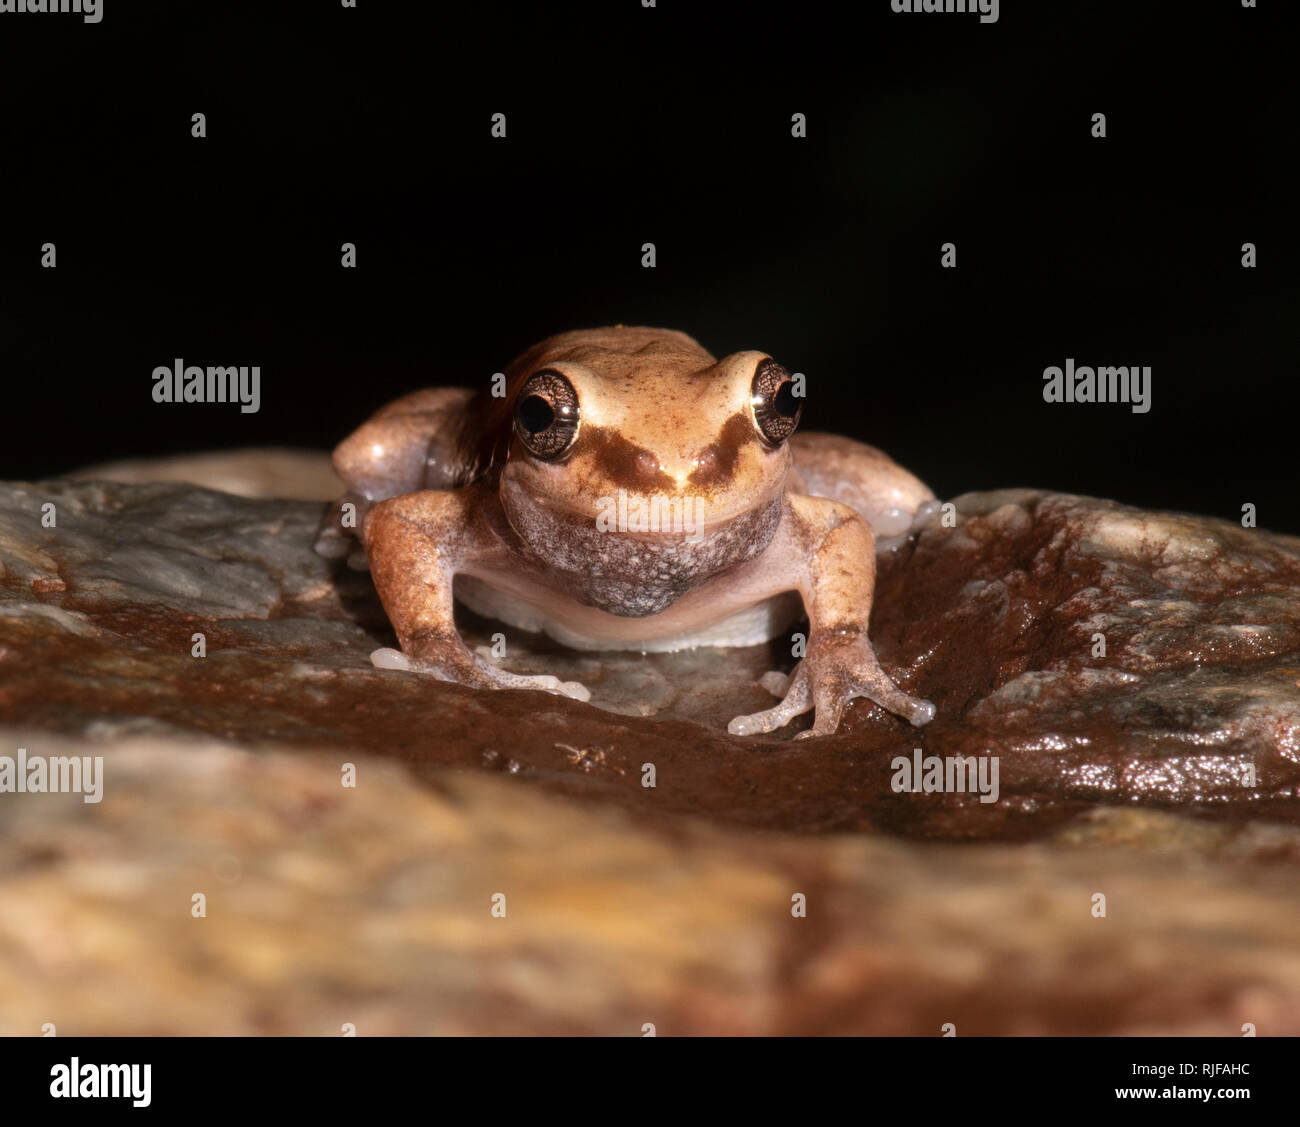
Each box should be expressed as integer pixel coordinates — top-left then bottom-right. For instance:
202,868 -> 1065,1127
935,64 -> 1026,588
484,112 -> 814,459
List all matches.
370,642 -> 591,703
728,631 -> 934,738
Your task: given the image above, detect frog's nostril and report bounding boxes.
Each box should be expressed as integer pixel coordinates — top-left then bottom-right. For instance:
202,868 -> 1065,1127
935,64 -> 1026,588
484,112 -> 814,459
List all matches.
692,448 -> 718,476
634,449 -> 660,478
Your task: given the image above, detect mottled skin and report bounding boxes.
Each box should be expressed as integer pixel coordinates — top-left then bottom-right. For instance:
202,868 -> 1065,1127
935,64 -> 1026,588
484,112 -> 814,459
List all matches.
317,327 -> 937,737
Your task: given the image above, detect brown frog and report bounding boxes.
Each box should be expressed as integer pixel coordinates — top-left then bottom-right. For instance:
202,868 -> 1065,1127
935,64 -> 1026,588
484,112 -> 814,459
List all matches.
317,326 -> 938,737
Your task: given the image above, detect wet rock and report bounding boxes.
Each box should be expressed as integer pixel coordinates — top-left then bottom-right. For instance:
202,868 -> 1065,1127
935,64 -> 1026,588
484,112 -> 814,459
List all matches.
3,479 -> 1298,836
1,475 -> 1299,1033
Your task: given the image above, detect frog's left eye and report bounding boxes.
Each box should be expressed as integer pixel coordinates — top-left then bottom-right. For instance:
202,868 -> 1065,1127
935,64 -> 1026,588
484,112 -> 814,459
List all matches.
750,358 -> 802,446
513,369 -> 581,460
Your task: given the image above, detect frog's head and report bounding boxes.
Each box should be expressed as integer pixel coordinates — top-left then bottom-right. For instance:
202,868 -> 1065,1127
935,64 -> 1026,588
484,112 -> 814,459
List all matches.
489,327 -> 802,612
498,326 -> 799,536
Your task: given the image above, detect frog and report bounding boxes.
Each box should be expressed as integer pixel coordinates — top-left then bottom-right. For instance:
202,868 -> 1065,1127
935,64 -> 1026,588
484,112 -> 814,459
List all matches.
316,326 -> 938,738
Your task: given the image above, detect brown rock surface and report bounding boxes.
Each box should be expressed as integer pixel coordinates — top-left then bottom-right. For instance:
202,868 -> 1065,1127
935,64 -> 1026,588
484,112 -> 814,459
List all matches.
1,474 -> 1298,1034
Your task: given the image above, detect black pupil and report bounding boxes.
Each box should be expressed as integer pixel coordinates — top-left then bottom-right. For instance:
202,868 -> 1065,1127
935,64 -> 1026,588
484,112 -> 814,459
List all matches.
774,380 -> 797,418
519,394 -> 555,434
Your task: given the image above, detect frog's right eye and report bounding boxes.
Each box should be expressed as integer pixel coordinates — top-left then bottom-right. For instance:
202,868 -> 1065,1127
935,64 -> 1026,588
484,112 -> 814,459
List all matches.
513,369 -> 581,460
749,357 -> 802,446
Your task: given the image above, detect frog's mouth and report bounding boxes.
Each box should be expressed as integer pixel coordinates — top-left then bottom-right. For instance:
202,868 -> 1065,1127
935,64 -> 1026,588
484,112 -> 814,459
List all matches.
523,487 -> 776,546
502,494 -> 782,617
587,488 -> 715,544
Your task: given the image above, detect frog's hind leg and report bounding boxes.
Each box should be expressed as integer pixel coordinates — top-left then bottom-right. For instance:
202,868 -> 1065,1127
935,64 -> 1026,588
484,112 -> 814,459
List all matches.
787,432 -> 939,552
316,386 -> 476,567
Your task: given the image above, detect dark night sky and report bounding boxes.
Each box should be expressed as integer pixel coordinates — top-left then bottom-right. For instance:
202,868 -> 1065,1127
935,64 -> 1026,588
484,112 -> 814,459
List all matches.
1,0 -> 1295,529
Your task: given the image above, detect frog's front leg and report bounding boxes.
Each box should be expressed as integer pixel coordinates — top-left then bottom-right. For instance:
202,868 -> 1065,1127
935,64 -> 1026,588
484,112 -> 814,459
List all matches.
727,494 -> 935,738
363,486 -> 590,702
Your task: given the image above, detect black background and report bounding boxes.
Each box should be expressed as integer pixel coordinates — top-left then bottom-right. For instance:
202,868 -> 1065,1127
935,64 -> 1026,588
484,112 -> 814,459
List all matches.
1,0 -> 1295,528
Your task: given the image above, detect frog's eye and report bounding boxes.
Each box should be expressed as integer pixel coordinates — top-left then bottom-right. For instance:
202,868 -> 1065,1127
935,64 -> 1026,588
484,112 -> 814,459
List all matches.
513,369 -> 581,460
750,358 -> 802,446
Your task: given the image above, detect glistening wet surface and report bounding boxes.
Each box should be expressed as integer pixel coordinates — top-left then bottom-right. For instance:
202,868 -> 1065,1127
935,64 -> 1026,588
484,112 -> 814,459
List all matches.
3,481 -> 1298,840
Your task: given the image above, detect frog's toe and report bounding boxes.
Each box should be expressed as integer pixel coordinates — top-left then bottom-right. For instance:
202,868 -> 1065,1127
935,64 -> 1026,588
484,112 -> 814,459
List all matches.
369,645 -> 462,684
727,712 -> 765,737
314,527 -> 350,559
473,657 -> 590,701
370,644 -> 468,684
728,670 -> 812,736
906,698 -> 937,726
370,646 -> 413,671
848,675 -> 935,728
758,670 -> 791,698
372,646 -> 591,702
314,500 -> 354,559
495,671 -> 591,702
875,498 -> 945,553
912,498 -> 943,527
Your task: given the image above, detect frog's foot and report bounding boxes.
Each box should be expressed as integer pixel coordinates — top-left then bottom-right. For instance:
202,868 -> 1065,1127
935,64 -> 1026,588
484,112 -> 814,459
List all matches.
370,645 -> 591,702
874,498 -> 944,553
911,498 -> 944,529
315,495 -> 372,568
315,528 -> 370,571
728,632 -> 934,738
314,505 -> 352,559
